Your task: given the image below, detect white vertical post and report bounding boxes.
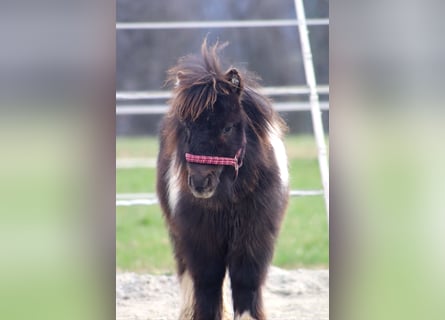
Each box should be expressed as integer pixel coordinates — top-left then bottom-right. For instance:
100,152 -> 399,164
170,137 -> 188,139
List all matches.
294,0 -> 329,223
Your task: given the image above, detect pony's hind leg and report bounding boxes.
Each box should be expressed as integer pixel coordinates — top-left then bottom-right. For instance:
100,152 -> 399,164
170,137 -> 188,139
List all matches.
170,234 -> 197,319
221,272 -> 233,320
178,269 -> 196,319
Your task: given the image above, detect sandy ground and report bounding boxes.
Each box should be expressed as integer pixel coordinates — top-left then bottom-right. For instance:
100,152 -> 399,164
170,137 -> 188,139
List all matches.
116,266 -> 329,320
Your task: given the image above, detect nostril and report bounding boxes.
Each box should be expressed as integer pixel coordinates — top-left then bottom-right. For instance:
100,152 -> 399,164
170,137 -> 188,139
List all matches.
204,176 -> 211,188
188,175 -> 193,187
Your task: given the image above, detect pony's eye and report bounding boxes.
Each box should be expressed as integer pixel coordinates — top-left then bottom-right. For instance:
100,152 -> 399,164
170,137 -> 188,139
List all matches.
222,125 -> 233,134
185,127 -> 191,142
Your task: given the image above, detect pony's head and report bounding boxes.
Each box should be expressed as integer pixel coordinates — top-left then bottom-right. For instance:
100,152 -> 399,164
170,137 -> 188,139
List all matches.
167,40 -> 247,199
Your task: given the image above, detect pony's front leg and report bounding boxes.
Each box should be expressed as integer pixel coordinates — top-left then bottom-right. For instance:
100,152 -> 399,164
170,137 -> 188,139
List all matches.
185,248 -> 227,320
228,256 -> 268,320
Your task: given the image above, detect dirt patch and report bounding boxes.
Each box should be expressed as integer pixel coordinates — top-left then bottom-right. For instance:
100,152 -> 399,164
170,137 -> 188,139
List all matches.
117,266 -> 328,320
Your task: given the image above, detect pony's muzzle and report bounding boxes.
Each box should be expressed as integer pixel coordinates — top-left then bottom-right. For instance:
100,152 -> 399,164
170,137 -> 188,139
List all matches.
187,165 -> 222,199
188,174 -> 211,191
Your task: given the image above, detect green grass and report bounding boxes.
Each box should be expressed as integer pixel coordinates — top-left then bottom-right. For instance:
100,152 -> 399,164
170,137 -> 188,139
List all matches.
116,135 -> 329,273
116,168 -> 156,193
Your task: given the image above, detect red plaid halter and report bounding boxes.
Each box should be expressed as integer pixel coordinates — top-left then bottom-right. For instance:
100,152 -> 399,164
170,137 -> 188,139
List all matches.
185,146 -> 245,179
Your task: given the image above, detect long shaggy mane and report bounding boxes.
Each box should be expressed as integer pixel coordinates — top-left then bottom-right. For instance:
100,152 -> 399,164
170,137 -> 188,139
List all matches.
167,39 -> 252,121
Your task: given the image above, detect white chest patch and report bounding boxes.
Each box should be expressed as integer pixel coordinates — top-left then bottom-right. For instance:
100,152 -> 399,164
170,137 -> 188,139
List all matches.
166,152 -> 182,213
267,124 -> 289,188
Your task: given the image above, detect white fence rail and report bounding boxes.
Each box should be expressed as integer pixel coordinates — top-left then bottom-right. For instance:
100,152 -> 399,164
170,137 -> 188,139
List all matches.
294,0 -> 329,222
116,101 -> 329,115
116,85 -> 329,101
116,19 -> 329,30
116,190 -> 324,207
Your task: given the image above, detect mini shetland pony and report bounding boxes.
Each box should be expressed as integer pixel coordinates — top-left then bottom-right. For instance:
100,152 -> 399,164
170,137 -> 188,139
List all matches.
156,40 -> 289,320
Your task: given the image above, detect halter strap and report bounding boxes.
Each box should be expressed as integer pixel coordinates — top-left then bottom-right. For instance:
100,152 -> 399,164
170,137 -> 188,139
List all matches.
185,146 -> 245,179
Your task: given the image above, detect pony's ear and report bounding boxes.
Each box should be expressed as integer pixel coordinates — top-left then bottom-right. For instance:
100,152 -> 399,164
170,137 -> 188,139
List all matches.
225,68 -> 242,95
175,71 -> 185,87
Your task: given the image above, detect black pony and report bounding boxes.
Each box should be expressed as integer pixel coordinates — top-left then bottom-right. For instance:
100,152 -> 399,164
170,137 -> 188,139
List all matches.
156,40 -> 289,320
